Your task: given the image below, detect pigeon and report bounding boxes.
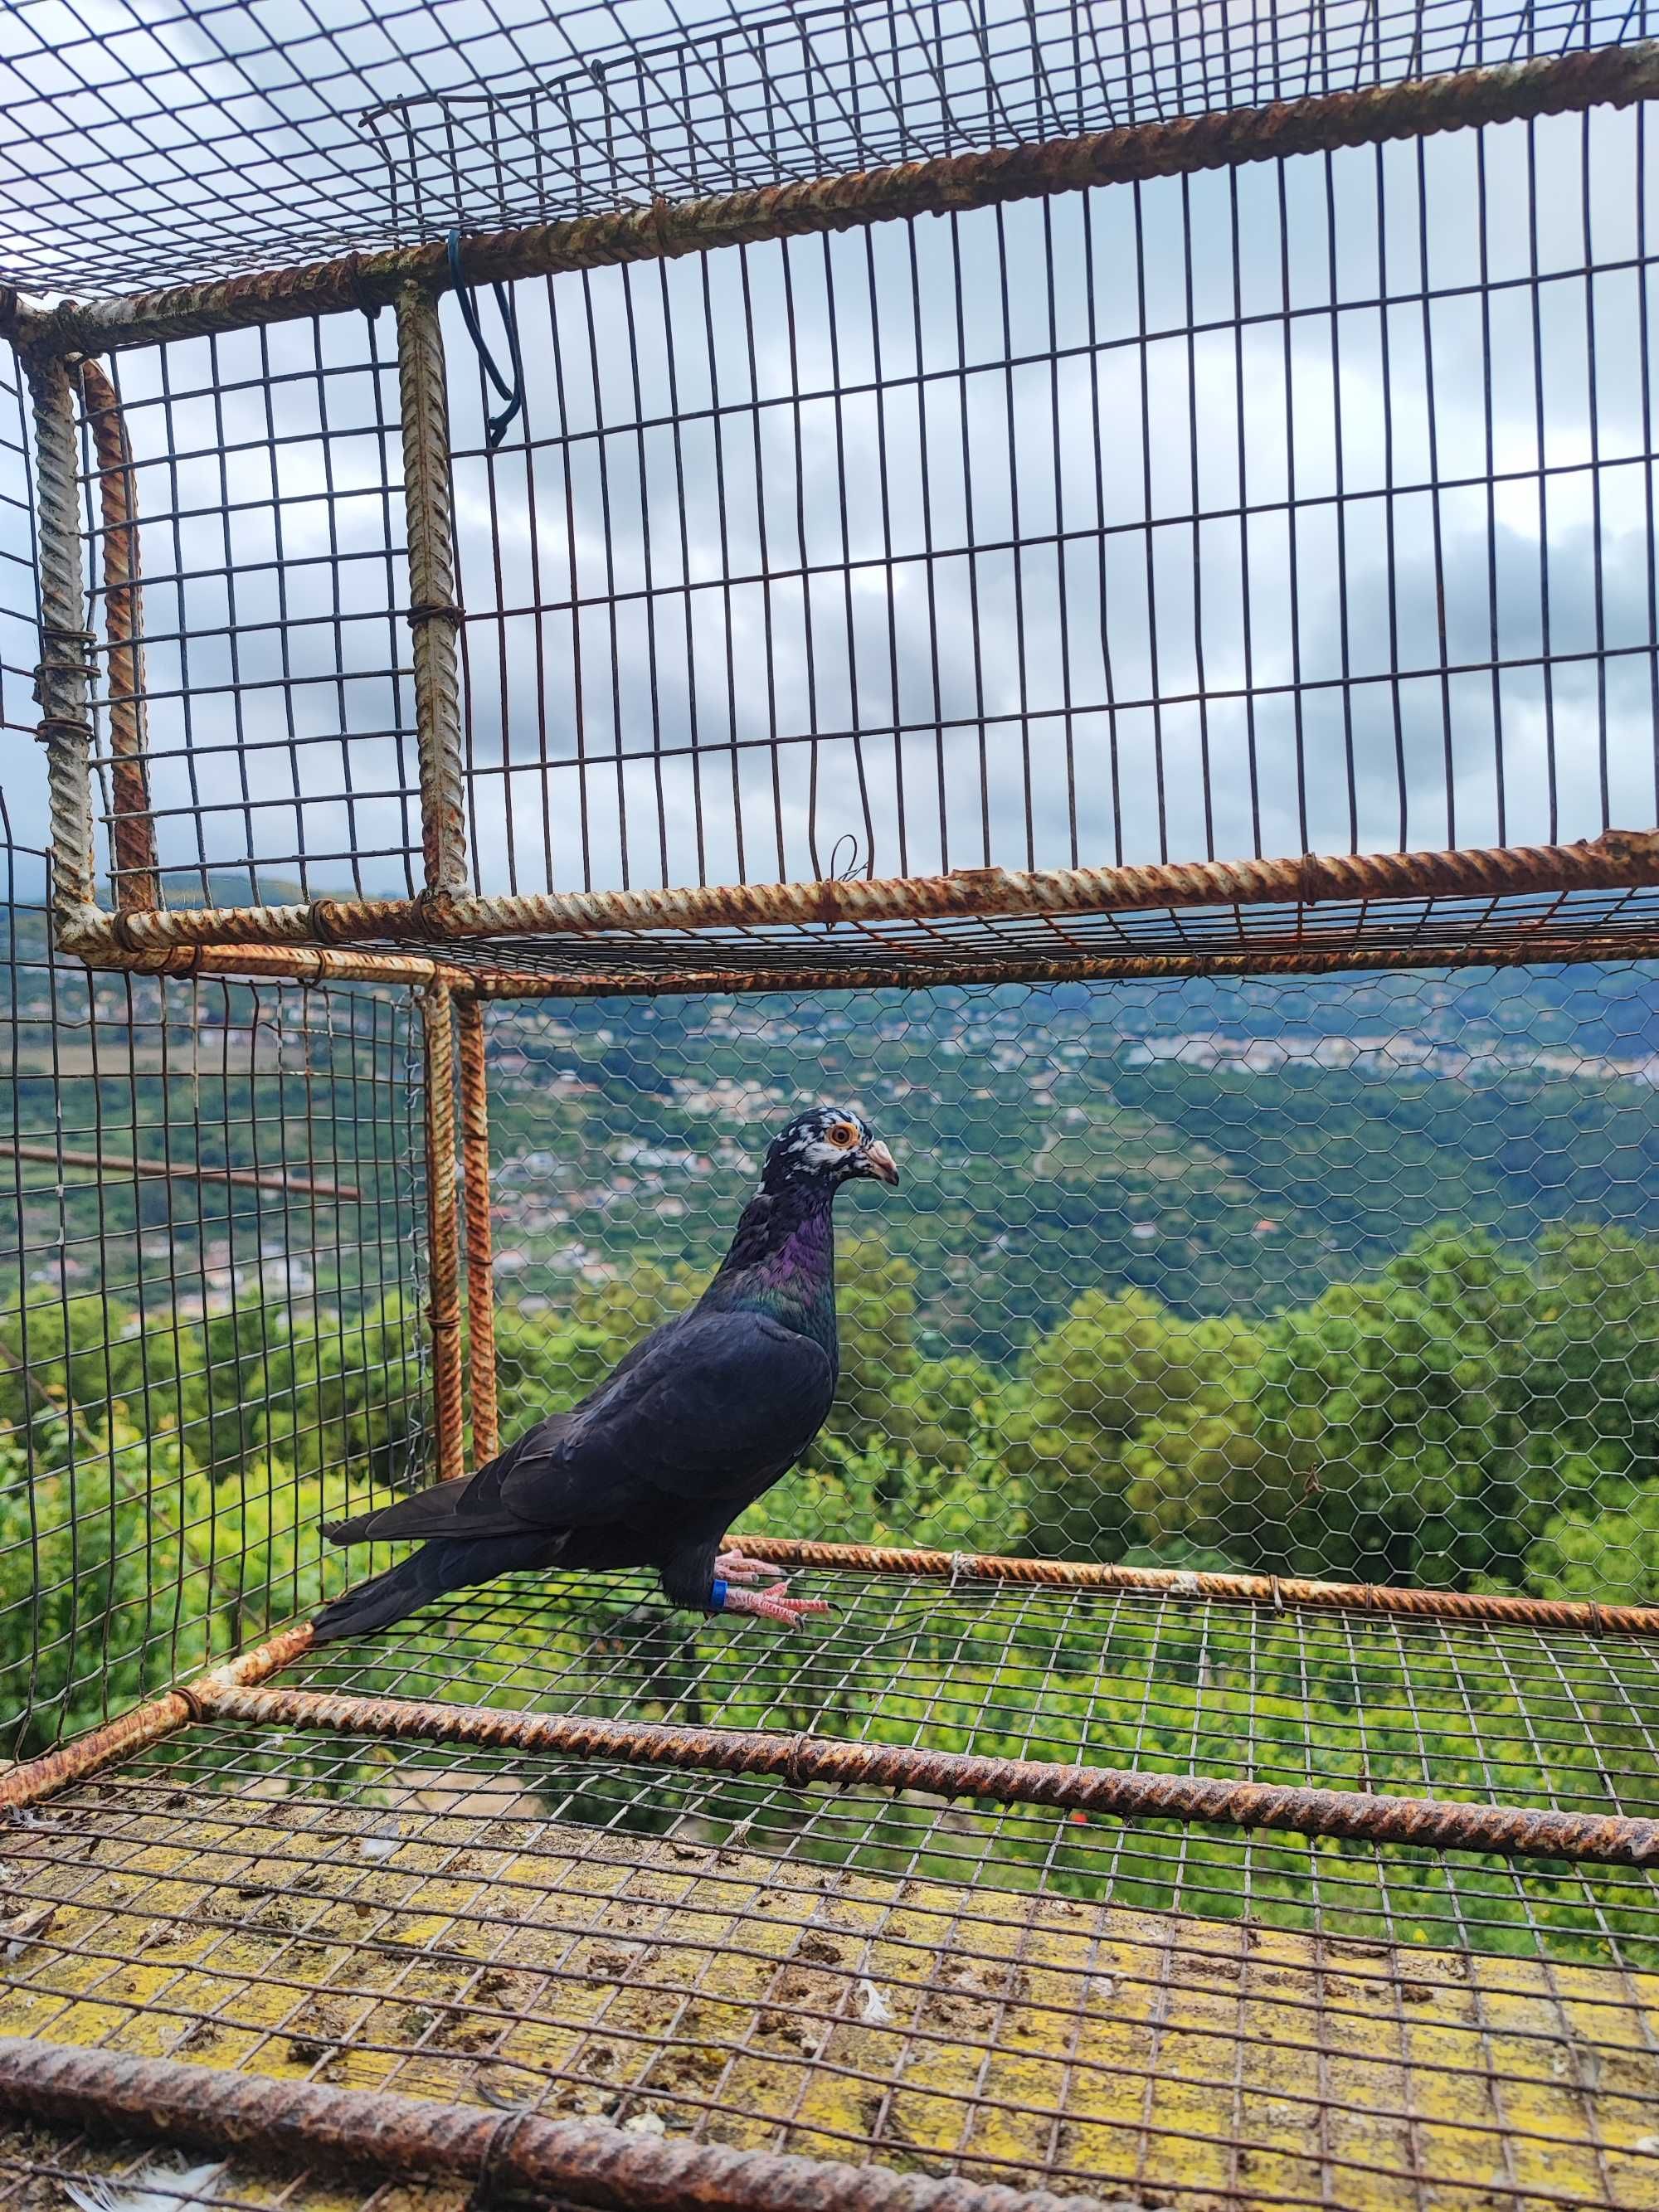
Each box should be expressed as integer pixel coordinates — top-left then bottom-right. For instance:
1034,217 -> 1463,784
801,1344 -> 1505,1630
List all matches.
312,1105 -> 898,1642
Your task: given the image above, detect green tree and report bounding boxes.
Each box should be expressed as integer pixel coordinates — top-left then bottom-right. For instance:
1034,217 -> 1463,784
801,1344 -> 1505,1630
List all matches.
1009,1288 -> 1263,1559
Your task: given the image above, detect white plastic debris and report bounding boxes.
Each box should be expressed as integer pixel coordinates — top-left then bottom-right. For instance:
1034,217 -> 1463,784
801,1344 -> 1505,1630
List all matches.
358,1834 -> 399,1860
1636,2136 -> 1659,2156
63,2160 -> 227,2212
622,2111 -> 667,2137
858,1979 -> 894,2026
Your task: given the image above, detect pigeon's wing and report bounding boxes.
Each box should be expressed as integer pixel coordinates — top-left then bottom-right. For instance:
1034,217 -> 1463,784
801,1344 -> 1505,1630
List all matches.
325,1310 -> 832,1546
320,1410 -> 578,1544
533,1308 -> 836,1517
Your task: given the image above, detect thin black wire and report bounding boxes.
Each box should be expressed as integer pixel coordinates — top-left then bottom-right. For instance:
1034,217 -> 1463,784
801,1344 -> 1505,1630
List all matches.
446,232 -> 527,453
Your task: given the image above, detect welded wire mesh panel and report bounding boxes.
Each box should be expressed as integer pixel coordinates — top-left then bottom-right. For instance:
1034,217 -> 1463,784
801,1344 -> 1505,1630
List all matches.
443,106 -> 1659,907
467,965 -> 1659,1589
82,323 -> 414,912
48,105 -> 1659,925
7,1723 -> 1659,2208
2,0 -> 1652,301
0,343 -> 32,767
0,833 -> 430,1760
365,0 -> 1646,237
291,1568 -> 1659,1822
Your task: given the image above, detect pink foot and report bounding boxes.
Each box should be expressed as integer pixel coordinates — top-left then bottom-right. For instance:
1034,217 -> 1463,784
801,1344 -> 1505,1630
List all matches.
715,1550 -> 787,1585
720,1582 -> 830,1628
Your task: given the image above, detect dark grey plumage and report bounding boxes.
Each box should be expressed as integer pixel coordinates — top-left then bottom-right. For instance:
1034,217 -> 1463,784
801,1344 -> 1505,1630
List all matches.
312,1105 -> 898,1642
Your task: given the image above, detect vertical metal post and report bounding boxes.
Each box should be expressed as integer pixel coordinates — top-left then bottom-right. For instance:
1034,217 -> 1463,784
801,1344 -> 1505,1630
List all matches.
75,357 -> 160,914
421,980 -> 465,1485
26,348 -> 100,940
397,282 -> 468,904
455,996 -> 499,1463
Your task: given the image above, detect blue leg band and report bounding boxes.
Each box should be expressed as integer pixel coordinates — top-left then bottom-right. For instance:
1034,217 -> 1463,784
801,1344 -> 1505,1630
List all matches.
709,1578 -> 728,1612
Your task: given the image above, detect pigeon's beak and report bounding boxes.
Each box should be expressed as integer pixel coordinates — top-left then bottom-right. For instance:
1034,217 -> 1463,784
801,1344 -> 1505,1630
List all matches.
861,1139 -> 899,1186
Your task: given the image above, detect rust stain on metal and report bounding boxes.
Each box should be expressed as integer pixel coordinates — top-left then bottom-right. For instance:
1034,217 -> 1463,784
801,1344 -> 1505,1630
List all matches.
0,1621 -> 313,1813
0,2039 -> 1128,2212
455,997 -> 499,1462
27,349 -> 99,933
74,356 -> 159,913
63,829 -> 1659,965
421,982 -> 465,1488
14,42 -> 1659,354
0,1695 -> 194,1814
189,1675 -> 1659,1866
86,942 -> 469,988
0,1138 -> 361,1203
733,1538 -> 1659,1637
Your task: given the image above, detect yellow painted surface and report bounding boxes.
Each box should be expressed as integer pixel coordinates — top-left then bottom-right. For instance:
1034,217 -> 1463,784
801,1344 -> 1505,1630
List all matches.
2,1773 -> 1659,2209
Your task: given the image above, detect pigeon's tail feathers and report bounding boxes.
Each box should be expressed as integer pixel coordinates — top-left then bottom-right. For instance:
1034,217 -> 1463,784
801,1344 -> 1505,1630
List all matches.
312,1530 -> 565,1646
311,1547 -> 455,1643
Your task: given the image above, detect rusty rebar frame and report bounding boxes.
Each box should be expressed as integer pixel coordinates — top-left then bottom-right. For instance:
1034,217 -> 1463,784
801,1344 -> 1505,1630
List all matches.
25,347 -> 100,940
186,1673 -> 1659,1866
421,981 -> 465,1488
397,282 -> 468,905
0,1623 -> 314,1813
733,1538 -> 1659,1636
0,2039 -> 1126,2212
73,355 -> 158,914
455,997 -> 499,1463
49,826 -> 1659,964
74,925 -> 1659,996
6,41 -> 1657,357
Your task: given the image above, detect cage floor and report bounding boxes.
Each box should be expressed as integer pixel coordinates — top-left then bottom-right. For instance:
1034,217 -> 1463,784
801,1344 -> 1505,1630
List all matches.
291,1569 -> 1659,1824
8,1573 -> 1659,2210
5,1723 -> 1659,2212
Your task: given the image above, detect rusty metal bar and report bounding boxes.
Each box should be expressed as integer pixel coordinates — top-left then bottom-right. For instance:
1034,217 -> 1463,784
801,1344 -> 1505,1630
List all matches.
70,924 -> 1659,999
189,1675 -> 1659,1866
455,928 -> 1659,998
421,980 -> 465,1487
86,942 -> 471,987
25,348 -> 100,938
396,283 -> 468,902
0,1138 -> 361,1203
733,1539 -> 1659,1638
75,355 -> 158,914
59,827 -> 1659,961
0,1623 -> 314,1813
0,2039 -> 1122,2212
455,996 -> 499,1462
9,41 -> 1659,357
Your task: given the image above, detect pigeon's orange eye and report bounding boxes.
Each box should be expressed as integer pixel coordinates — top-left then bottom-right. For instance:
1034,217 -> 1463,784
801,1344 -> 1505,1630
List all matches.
827,1122 -> 858,1147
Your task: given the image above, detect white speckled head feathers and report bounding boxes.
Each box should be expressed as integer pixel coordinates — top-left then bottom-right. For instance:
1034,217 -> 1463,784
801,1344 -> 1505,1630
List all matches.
760,1106 -> 898,1193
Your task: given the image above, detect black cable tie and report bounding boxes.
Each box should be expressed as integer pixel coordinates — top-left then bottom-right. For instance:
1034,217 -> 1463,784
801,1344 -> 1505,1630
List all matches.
446,230 -> 524,453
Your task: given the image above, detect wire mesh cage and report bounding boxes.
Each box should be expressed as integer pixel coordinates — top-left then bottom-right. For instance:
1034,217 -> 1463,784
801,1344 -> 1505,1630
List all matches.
7,2 -> 1659,2209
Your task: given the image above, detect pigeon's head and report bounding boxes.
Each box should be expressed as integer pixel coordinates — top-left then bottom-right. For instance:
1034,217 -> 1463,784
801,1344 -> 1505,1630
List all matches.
761,1106 -> 899,1196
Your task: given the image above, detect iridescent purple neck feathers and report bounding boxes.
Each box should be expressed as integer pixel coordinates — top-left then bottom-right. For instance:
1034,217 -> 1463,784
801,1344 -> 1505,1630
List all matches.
699,1185 -> 839,1358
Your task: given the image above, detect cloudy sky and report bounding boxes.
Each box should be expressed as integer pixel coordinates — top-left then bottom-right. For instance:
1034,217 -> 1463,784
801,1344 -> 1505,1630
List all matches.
0,0 -> 1656,905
